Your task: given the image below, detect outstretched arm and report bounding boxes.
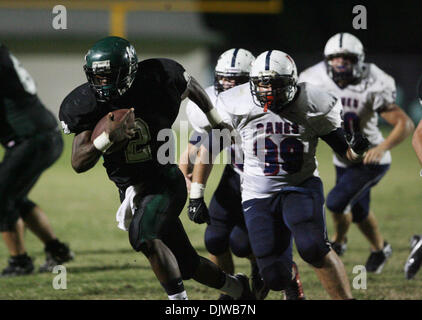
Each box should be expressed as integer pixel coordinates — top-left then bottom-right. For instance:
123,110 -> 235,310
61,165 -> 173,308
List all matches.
364,104 -> 414,164
320,128 -> 369,162
186,76 -> 225,128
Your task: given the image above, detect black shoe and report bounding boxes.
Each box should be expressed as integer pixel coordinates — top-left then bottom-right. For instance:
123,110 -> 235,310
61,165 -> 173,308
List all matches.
218,293 -> 234,300
1,254 -> 34,277
404,235 -> 422,280
251,263 -> 269,300
39,240 -> 74,273
365,242 -> 392,274
284,262 -> 306,300
234,273 -> 256,300
330,238 -> 347,256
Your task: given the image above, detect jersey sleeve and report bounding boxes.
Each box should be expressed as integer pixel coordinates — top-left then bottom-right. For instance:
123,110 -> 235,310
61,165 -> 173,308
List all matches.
160,58 -> 189,99
58,84 -> 101,135
305,86 -> 343,136
371,66 -> 397,112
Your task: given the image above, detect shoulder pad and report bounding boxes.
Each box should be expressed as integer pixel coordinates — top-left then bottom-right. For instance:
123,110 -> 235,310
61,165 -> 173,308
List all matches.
59,83 -> 101,134
217,83 -> 255,116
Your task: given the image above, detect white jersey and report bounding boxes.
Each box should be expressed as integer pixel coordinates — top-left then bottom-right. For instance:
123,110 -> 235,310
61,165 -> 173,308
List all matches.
299,61 -> 395,167
185,85 -> 244,175
217,82 -> 343,202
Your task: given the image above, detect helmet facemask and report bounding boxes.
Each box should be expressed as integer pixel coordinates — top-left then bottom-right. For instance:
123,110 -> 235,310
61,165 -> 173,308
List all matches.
214,71 -> 249,95
84,62 -> 137,102
250,75 -> 297,113
325,53 -> 363,88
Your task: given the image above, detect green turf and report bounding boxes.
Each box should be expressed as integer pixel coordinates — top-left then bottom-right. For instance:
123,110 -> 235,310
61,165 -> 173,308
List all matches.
0,129 -> 421,300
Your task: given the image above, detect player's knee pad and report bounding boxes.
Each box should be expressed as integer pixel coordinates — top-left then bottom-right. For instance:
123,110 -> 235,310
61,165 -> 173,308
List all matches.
229,226 -> 251,258
17,199 -> 36,219
0,199 -> 20,232
326,189 -> 348,214
295,234 -> 330,266
351,206 -> 369,223
204,224 -> 230,256
259,257 -> 292,291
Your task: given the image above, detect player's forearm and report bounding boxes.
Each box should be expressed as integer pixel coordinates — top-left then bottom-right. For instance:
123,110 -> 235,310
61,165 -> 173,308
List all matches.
71,131 -> 102,173
187,77 -> 222,127
179,145 -> 196,177
379,105 -> 414,151
191,147 -> 214,185
412,120 -> 422,167
379,116 -> 414,151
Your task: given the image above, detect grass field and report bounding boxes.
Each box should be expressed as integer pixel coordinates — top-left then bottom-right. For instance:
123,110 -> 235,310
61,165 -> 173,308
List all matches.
0,128 -> 422,300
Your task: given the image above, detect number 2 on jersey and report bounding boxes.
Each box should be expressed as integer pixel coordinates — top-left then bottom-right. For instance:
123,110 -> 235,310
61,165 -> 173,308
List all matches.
125,118 -> 152,163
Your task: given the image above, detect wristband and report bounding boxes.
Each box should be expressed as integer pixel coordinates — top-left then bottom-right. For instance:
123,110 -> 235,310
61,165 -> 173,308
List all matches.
190,182 -> 205,199
93,131 -> 114,153
206,108 -> 223,127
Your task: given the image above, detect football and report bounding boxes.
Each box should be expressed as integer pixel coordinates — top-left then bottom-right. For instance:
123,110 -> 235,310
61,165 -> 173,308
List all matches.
91,109 -> 131,154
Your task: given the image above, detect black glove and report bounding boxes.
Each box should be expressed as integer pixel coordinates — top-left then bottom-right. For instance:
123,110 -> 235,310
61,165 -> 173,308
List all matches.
188,198 -> 210,224
348,132 -> 370,155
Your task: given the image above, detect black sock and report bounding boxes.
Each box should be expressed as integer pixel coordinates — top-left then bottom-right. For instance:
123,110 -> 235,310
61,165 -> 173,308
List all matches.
160,277 -> 185,296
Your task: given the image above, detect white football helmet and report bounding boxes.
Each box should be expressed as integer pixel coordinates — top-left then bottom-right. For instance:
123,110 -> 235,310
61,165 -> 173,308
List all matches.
214,48 -> 255,94
249,50 -> 298,113
324,32 -> 365,85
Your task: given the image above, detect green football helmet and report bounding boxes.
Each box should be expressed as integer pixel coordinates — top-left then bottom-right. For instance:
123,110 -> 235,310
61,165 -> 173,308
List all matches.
84,36 -> 138,102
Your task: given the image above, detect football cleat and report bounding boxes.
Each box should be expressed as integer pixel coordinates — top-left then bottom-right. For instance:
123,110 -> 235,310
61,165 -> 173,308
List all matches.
234,273 -> 256,300
251,263 -> 269,300
330,238 -> 347,256
1,254 -> 34,277
39,240 -> 74,273
284,262 -> 306,300
404,235 -> 422,280
365,241 -> 392,274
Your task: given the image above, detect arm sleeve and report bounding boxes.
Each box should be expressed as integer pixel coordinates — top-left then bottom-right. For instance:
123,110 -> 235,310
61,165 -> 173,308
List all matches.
162,58 -> 189,99
58,85 -> 100,135
307,94 -> 343,136
320,127 -> 349,157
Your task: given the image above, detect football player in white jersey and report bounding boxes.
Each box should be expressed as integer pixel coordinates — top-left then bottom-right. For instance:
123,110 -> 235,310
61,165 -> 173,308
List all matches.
189,50 -> 370,299
405,77 -> 422,280
299,33 -> 414,274
179,48 -> 270,299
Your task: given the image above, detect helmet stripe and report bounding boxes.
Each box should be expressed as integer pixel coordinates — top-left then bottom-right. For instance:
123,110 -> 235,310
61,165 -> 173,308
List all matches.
231,48 -> 240,67
265,50 -> 272,70
339,33 -> 343,48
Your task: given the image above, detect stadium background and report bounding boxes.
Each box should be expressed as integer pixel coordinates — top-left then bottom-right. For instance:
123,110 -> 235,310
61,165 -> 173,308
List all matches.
0,0 -> 422,300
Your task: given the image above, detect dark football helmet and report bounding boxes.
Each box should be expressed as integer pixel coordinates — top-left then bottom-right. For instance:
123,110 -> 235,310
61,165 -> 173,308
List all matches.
84,36 -> 138,102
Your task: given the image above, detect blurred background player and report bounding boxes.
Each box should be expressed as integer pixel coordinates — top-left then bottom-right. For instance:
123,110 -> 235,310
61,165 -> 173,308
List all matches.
179,48 -> 270,300
189,50 -> 371,299
59,36 -> 255,300
405,77 -> 422,279
0,43 -> 73,276
299,32 -> 414,273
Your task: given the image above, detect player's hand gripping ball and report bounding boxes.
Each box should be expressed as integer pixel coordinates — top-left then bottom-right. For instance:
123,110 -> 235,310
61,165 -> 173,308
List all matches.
91,108 -> 136,154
